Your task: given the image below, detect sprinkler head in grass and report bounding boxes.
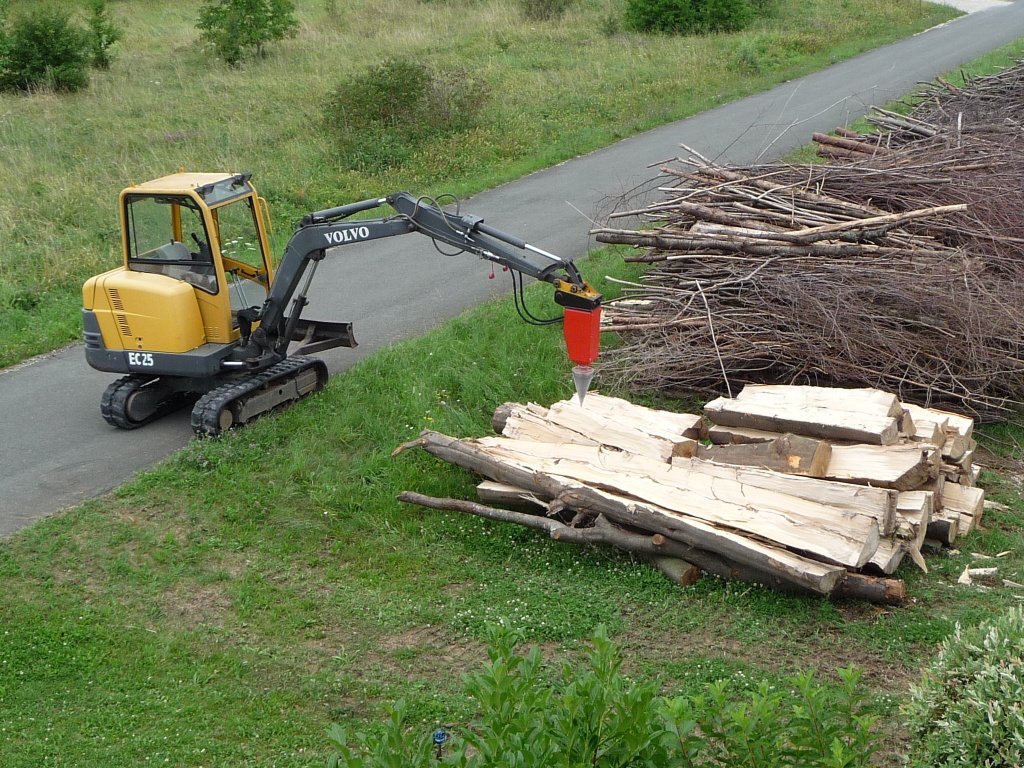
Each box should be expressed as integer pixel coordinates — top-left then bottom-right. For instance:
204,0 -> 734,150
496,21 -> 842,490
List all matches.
572,365 -> 595,405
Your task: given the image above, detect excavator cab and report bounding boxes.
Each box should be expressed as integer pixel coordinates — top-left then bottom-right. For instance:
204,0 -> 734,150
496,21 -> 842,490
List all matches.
85,171 -> 274,362
119,172 -> 274,343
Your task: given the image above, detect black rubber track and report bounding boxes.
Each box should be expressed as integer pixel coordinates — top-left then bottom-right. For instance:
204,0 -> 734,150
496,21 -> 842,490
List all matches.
190,356 -> 328,437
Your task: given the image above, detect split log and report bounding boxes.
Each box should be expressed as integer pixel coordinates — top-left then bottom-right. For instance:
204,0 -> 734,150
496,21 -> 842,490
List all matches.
707,424 -> 783,445
894,490 -> 932,572
941,482 -> 985,535
493,394 -> 702,441
694,434 -> 831,477
477,437 -> 881,567
563,393 -> 704,440
901,403 -> 948,444
669,456 -> 896,535
705,385 -> 901,445
406,431 -> 848,593
498,401 -> 697,462
476,480 -> 546,510
867,540 -> 906,575
825,443 -> 937,491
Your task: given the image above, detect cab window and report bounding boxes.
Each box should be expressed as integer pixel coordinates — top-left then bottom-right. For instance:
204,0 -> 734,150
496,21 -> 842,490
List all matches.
211,197 -> 270,319
124,195 -> 218,294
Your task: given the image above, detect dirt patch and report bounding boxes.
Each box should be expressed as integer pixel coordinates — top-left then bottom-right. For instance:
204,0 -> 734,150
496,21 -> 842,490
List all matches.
156,580 -> 234,631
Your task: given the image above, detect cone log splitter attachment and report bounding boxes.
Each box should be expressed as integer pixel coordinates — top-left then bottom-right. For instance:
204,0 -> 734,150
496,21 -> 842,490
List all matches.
556,290 -> 602,405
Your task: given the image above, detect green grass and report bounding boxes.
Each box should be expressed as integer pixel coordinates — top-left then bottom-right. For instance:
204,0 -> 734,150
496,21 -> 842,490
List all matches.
2,242 -> 1024,766
0,0 -> 957,368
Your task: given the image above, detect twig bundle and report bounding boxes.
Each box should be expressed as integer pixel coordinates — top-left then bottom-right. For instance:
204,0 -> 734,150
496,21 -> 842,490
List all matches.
592,61 -> 1024,420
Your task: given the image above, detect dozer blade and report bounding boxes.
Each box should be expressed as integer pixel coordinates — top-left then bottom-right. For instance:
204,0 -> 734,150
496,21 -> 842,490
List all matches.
291,319 -> 357,355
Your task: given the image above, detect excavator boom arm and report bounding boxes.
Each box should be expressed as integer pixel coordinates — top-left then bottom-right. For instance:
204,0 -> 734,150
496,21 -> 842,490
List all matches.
252,193 -> 601,361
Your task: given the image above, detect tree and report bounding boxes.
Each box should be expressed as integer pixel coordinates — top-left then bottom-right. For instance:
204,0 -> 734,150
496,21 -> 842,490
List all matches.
197,0 -> 298,66
86,0 -> 122,71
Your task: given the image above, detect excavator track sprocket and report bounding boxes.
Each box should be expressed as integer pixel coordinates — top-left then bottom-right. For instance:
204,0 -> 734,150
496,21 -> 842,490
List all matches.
190,355 -> 328,437
101,375 -> 191,430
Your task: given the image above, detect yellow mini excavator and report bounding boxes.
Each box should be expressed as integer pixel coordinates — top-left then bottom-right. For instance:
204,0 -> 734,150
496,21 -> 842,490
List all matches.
83,171 -> 602,436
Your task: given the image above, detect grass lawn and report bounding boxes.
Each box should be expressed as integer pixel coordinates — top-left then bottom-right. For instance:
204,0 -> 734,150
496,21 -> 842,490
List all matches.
5,3 -> 1024,767
2,241 -> 1024,765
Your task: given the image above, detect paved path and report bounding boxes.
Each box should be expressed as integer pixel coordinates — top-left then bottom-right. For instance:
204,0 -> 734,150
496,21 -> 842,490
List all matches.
3,1 -> 1024,537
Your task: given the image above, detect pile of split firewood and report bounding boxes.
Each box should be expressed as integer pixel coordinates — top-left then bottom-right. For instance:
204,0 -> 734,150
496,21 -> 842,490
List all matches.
398,385 -> 984,604
592,60 -> 1024,421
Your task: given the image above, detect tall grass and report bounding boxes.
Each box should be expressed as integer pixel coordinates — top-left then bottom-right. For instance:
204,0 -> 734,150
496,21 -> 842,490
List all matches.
0,0 -> 955,367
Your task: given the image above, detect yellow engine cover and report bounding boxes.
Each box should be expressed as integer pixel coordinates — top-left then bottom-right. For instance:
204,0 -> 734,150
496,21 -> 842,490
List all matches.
83,268 -> 206,352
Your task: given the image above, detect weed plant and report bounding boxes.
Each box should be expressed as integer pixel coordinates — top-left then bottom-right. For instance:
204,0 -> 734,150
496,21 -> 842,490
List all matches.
328,626 -> 880,767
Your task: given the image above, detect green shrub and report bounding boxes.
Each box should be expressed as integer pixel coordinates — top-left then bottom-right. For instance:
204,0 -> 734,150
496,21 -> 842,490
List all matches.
322,58 -> 488,173
86,0 -> 122,70
519,0 -> 574,22
196,0 -> 298,65
0,7 -> 91,93
327,625 -> 881,767
905,606 -> 1024,768
624,0 -> 753,34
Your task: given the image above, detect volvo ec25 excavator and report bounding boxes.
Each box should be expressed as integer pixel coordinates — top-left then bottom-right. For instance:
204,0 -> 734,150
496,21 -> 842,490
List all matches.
82,171 -> 602,437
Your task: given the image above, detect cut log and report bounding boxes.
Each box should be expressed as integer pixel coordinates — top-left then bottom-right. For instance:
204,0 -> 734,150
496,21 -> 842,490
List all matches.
646,555 -> 703,587
407,431 -> 848,593
694,434 -> 831,477
478,437 -> 881,568
825,443 -> 937,490
927,508 -> 959,546
833,572 -> 906,605
705,385 -> 901,445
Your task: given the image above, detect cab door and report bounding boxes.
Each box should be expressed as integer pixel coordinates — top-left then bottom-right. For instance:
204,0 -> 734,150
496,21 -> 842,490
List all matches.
209,195 -> 274,334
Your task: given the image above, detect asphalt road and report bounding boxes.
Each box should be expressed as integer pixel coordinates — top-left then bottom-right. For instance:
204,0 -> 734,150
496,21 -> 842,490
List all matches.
3,2 -> 1024,538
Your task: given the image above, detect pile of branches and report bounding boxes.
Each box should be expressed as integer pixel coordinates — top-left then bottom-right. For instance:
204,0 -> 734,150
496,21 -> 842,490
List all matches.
593,61 -> 1024,421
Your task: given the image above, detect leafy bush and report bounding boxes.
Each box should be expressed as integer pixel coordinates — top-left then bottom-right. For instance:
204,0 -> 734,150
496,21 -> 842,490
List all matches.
196,0 -> 298,65
624,0 -> 753,34
327,625 -> 881,767
905,607 -> 1024,768
0,7 -> 91,93
322,58 -> 488,173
